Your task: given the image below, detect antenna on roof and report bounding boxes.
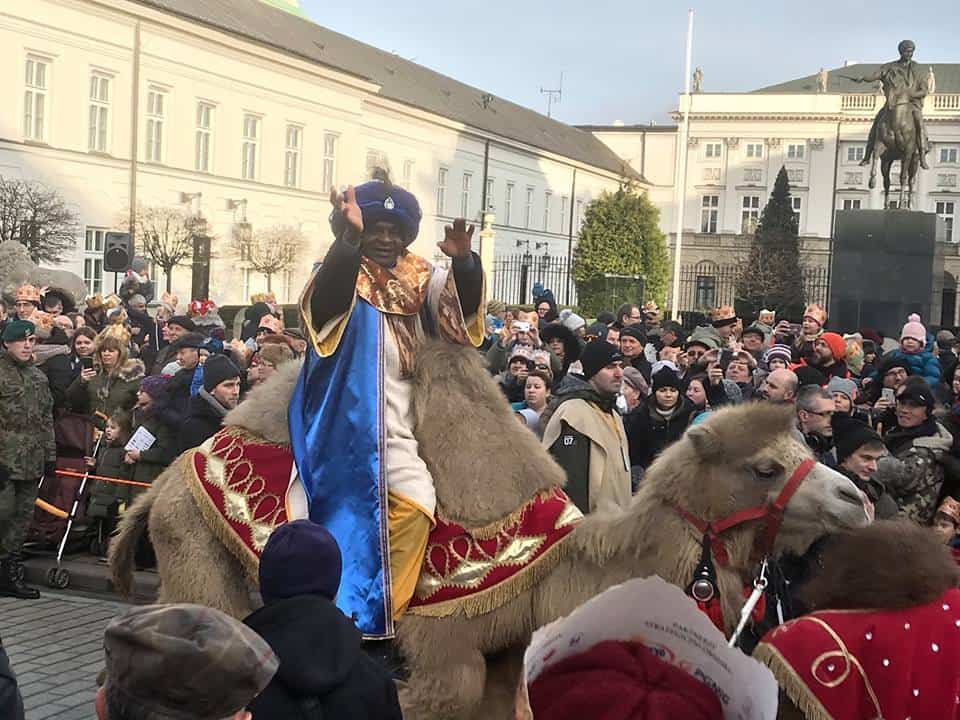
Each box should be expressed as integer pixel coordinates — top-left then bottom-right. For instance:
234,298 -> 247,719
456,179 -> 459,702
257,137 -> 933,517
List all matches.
540,72 -> 563,118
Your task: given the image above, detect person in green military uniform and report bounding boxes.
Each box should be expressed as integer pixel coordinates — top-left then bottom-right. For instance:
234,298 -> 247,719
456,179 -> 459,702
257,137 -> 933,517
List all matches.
0,320 -> 56,599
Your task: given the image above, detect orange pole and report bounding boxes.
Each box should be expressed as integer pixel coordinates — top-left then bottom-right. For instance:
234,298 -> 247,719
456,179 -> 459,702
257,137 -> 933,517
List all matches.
35,498 -> 69,519
54,469 -> 152,488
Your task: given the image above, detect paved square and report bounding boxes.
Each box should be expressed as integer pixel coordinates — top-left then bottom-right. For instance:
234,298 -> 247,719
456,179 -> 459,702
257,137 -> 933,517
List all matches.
1,593 -> 128,720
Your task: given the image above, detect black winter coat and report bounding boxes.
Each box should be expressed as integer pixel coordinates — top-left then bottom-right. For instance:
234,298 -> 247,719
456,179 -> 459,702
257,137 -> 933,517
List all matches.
244,595 -> 402,720
623,397 -> 695,470
176,392 -> 225,454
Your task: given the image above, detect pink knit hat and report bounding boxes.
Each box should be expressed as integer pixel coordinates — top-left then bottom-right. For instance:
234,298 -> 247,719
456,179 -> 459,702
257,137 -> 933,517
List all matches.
901,314 -> 927,344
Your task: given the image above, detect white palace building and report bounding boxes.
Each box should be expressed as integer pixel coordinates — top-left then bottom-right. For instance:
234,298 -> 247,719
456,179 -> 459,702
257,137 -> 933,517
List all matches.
0,0 -> 633,306
585,63 -> 960,324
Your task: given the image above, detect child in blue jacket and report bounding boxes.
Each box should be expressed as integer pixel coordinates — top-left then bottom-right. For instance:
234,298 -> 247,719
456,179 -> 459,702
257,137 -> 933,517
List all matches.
888,314 -> 941,386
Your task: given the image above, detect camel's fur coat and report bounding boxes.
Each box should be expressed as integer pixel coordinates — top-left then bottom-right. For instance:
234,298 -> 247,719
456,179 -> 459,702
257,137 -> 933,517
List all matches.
110,342 -> 866,719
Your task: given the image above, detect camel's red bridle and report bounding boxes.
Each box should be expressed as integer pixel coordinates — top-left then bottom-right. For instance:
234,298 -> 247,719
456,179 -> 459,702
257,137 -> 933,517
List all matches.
672,458 -> 817,568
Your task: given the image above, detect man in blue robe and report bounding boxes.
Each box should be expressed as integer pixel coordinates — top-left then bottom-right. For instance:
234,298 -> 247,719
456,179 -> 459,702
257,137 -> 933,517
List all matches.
289,178 -> 484,638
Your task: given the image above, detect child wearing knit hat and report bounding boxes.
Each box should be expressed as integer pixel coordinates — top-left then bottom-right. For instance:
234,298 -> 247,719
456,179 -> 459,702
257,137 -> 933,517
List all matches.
884,314 -> 942,387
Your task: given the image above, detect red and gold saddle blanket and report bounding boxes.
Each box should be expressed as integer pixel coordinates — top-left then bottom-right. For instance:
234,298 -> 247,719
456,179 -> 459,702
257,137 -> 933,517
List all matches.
188,428 -> 582,617
754,588 -> 960,720
187,427 -> 294,576
407,488 -> 583,618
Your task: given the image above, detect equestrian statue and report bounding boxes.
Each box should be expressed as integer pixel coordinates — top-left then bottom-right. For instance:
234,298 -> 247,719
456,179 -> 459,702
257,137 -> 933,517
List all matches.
844,39 -> 931,210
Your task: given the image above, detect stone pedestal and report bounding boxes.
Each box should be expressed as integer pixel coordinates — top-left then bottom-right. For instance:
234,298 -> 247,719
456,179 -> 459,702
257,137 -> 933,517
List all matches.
829,210 -> 946,337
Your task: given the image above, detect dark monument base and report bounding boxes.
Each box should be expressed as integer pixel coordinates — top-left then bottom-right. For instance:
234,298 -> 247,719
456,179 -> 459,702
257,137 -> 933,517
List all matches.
829,210 -> 945,337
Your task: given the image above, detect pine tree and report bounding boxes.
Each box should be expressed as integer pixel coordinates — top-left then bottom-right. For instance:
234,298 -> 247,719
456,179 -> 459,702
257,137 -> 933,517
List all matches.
736,166 -> 806,319
573,183 -> 669,316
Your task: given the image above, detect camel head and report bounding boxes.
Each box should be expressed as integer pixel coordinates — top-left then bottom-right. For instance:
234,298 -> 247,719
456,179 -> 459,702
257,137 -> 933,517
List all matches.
648,402 -> 868,564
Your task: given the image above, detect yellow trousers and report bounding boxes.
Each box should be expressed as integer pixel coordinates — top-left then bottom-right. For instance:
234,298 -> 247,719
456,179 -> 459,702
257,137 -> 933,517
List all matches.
387,491 -> 433,619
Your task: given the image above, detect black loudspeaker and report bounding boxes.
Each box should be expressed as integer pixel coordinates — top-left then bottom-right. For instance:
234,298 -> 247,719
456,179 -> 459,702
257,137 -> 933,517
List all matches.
104,232 -> 133,272
829,210 -> 944,337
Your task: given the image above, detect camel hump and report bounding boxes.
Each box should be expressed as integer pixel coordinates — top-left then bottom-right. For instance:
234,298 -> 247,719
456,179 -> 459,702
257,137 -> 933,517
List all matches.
412,340 -> 567,528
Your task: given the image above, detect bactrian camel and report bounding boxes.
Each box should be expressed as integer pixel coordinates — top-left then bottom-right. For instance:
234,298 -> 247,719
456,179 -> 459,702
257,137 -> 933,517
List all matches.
111,341 -> 868,719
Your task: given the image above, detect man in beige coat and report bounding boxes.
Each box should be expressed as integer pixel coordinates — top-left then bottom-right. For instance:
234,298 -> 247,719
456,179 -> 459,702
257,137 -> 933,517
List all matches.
542,341 -> 632,513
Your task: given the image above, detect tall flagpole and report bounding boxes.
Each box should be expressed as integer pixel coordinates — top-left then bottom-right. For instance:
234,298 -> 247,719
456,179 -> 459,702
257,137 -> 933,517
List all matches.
670,9 -> 694,322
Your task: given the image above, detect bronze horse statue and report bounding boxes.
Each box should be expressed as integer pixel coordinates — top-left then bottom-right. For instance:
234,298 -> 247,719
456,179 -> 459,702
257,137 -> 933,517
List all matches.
865,100 -> 922,210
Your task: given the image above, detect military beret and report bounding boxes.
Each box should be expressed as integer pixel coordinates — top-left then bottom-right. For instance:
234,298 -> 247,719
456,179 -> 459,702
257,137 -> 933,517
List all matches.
103,603 -> 278,719
1,320 -> 36,343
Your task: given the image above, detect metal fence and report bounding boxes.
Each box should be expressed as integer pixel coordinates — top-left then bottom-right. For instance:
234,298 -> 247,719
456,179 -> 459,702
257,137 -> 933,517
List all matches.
673,262 -> 830,316
435,252 -> 579,307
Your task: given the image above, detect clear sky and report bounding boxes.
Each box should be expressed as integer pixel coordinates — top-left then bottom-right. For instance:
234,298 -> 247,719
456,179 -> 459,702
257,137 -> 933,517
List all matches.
296,0 -> 957,126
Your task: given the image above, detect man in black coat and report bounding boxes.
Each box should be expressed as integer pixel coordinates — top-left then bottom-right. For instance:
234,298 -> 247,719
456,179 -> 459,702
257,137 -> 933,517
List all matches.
177,354 -> 241,453
244,520 -> 402,720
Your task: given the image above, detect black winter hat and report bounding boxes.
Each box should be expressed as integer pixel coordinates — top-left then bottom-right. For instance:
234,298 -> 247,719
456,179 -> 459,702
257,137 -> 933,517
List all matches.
259,520 -> 342,604
580,340 -> 623,380
896,377 -> 934,411
651,366 -> 682,391
834,419 -> 883,464
167,315 -> 197,332
172,332 -> 206,351
620,325 -> 645,342
794,365 -> 827,388
202,354 -> 241,392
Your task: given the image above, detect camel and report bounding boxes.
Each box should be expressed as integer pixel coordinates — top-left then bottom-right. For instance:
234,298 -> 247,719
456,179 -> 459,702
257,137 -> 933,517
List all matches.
110,341 -> 868,719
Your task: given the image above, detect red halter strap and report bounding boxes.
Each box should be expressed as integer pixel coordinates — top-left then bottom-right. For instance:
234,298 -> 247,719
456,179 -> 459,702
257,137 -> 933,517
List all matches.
672,458 -> 817,567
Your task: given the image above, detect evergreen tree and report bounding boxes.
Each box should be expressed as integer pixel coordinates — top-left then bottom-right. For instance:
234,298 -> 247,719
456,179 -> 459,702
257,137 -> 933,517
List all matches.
736,166 -> 806,319
573,183 -> 669,316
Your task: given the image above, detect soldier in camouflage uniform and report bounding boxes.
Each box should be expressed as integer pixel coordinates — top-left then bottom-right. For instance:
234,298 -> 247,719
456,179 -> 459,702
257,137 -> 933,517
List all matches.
0,319 -> 56,599
875,379 -> 953,525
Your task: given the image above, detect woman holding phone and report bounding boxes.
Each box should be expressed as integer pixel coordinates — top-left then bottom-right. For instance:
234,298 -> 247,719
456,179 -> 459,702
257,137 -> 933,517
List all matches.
66,333 -> 144,429
41,326 -> 98,413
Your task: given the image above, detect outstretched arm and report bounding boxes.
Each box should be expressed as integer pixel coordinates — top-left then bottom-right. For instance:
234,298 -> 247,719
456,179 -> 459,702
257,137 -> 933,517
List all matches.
439,218 -> 483,312
308,186 -> 364,332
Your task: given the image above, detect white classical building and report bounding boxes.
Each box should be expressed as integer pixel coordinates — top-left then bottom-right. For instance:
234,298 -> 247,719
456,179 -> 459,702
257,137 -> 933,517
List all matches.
585,63 -> 960,323
0,0 -> 634,307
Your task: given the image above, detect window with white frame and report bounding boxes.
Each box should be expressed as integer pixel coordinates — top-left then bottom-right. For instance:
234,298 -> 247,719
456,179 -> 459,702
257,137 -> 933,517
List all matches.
524,187 -> 535,229
704,142 -> 721,159
403,159 -> 415,189
937,201 -> 956,242
746,143 -> 763,159
23,56 -> 50,142
504,182 -> 514,224
847,146 -> 865,163
284,125 -> 301,188
703,167 -> 721,183
791,196 -> 802,228
242,114 -> 260,180
146,87 -> 167,163
322,133 -> 338,190
743,168 -> 761,183
485,177 -> 494,211
787,143 -> 805,160
84,228 -> 107,295
195,102 -> 213,172
741,195 -> 761,234
460,172 -> 472,217
281,270 -> 294,303
88,73 -> 111,152
700,195 -> 719,234
940,148 -> 959,165
365,149 -> 387,179
842,198 -> 862,210
560,196 -> 569,234
543,191 -> 552,231
437,167 -> 448,215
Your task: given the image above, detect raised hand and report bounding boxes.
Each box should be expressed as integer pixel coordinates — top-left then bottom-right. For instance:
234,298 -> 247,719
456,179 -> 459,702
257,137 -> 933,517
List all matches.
330,185 -> 363,241
438,218 -> 474,259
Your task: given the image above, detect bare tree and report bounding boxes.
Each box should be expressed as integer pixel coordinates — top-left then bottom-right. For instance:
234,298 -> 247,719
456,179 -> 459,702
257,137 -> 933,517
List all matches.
0,176 -> 80,264
233,223 -> 305,292
123,205 -> 197,293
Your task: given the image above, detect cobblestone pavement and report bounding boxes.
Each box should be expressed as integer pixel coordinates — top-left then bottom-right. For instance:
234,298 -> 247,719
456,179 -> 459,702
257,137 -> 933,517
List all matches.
0,592 -> 128,720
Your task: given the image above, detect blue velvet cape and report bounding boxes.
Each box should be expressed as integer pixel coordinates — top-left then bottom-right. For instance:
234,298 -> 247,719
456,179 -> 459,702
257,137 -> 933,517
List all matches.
288,299 -> 393,638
